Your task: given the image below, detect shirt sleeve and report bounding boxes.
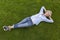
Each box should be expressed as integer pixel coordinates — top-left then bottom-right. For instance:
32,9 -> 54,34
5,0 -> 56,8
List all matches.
38,6 -> 46,15
44,17 -> 54,23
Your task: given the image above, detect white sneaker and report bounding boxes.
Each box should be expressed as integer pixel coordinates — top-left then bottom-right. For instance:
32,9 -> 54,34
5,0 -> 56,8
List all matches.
3,26 -> 11,31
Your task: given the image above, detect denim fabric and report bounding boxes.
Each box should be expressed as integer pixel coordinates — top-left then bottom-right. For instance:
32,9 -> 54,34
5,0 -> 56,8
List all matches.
14,17 -> 33,28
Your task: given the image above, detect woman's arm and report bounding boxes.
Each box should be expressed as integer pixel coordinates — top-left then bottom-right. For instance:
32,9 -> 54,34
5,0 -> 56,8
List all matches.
39,6 -> 46,15
45,16 -> 54,23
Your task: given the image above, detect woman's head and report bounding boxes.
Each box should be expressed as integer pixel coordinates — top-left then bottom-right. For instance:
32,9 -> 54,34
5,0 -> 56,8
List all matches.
44,10 -> 52,17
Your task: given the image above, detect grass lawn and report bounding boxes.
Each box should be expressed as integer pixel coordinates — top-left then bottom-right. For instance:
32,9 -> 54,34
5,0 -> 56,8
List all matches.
0,0 -> 60,40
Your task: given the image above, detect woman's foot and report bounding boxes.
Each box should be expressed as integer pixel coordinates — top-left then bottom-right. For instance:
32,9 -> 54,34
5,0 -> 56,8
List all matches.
3,26 -> 11,31
3,25 -> 14,31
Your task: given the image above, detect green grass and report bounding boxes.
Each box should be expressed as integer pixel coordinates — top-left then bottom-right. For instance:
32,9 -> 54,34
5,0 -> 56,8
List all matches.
0,0 -> 60,40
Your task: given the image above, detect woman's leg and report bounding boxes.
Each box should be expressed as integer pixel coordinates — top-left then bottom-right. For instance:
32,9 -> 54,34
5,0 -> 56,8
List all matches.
16,17 -> 29,24
14,17 -> 33,28
3,17 -> 33,31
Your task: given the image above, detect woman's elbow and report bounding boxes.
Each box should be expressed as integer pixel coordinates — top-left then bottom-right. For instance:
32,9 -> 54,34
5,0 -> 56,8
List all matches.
50,20 -> 54,23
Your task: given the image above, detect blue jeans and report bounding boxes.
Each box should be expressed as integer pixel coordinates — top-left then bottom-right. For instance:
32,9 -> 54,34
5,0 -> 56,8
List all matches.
14,17 -> 33,28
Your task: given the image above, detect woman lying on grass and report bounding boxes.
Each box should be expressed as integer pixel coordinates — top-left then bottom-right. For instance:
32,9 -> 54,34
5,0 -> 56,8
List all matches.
3,6 -> 54,31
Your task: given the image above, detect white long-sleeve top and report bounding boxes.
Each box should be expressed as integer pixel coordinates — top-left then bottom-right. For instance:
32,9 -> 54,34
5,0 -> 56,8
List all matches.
31,6 -> 54,25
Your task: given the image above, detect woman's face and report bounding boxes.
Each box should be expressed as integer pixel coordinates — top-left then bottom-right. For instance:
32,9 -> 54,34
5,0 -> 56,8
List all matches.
44,10 -> 52,17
